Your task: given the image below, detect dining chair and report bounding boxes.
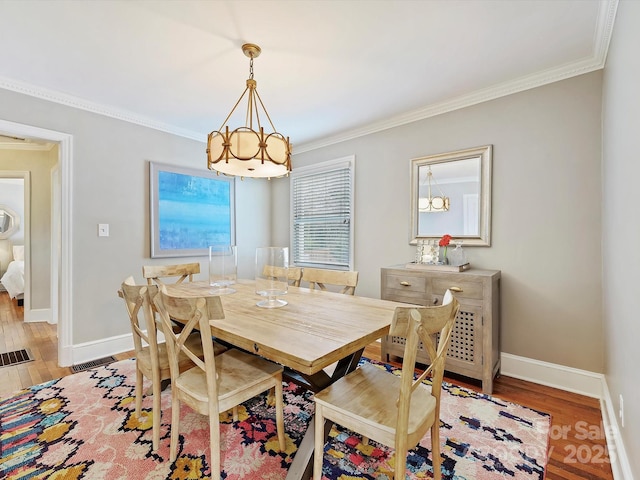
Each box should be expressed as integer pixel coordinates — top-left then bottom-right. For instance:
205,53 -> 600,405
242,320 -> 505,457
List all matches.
142,262 -> 200,286
313,290 -> 460,480
301,267 -> 359,295
154,288 -> 287,476
118,277 -> 223,451
262,264 -> 303,287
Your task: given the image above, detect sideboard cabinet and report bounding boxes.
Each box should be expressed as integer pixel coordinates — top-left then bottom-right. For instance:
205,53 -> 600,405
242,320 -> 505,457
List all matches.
380,266 -> 500,393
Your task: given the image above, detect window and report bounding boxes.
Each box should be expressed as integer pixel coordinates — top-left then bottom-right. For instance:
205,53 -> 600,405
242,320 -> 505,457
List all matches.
290,156 -> 355,270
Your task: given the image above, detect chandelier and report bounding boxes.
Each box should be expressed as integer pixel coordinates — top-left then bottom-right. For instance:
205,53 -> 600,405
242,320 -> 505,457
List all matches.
418,165 -> 450,212
207,43 -> 292,179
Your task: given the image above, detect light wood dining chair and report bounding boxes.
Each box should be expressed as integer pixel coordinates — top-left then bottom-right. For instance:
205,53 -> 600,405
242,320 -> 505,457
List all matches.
118,277 -> 223,451
143,262 -> 200,286
262,265 -> 303,287
154,288 -> 287,477
301,267 -> 359,295
313,290 -> 460,480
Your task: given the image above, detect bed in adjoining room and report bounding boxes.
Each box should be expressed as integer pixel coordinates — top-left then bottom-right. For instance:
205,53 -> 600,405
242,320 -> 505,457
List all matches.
0,244 -> 24,306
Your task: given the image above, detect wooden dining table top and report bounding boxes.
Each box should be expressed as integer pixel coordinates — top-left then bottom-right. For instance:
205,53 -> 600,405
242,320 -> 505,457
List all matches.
164,279 -> 406,376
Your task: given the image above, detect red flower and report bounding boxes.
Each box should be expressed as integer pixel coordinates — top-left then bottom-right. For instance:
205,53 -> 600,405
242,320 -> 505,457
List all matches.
439,234 -> 452,247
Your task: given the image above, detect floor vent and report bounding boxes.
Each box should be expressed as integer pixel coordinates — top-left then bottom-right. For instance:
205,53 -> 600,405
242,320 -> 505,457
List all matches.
0,348 -> 34,367
71,356 -> 117,373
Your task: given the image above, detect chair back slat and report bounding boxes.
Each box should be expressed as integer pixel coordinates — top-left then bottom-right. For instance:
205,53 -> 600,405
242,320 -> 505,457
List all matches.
301,267 -> 359,295
262,265 -> 303,287
143,263 -> 200,286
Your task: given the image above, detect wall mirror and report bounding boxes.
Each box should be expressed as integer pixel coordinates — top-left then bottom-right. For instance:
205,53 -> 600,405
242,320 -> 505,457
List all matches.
410,145 -> 492,246
0,204 -> 20,240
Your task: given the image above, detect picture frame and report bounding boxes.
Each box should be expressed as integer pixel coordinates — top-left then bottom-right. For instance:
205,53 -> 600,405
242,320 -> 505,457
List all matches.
149,161 -> 235,258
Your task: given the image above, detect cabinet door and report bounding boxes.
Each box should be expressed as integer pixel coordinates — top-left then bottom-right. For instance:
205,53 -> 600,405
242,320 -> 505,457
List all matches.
445,303 -> 483,378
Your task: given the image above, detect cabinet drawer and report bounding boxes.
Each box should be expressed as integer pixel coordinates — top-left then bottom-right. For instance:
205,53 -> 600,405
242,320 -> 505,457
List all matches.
382,273 -> 427,304
432,277 -> 483,300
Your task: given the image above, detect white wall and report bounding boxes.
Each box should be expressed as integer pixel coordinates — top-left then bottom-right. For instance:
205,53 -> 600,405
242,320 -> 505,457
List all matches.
602,0 -> 640,476
0,88 -> 271,345
276,71 -> 604,373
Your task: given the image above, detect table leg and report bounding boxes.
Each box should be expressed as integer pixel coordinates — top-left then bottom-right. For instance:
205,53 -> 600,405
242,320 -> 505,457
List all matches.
285,348 -> 364,479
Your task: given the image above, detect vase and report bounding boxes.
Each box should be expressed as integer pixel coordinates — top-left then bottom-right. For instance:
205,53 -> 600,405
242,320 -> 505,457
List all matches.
255,246 -> 289,308
448,241 -> 467,266
441,247 -> 449,265
209,244 -> 237,294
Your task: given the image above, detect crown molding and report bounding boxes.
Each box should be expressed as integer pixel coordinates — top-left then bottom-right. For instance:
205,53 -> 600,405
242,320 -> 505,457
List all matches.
0,1 -> 618,155
295,0 -> 618,154
0,75 -> 204,142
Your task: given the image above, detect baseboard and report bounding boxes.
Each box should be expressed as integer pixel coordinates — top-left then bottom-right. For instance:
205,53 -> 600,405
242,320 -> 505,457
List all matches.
71,333 -> 135,365
500,352 -> 604,398
70,330 -> 166,366
501,353 -> 634,479
600,378 -> 634,480
24,307 -> 51,323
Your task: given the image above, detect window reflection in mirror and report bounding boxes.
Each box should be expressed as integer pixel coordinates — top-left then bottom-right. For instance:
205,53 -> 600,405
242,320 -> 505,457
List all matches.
410,145 -> 492,246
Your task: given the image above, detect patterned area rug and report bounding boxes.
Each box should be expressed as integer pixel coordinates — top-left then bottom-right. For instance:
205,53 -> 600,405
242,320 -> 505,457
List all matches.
0,358 -> 550,479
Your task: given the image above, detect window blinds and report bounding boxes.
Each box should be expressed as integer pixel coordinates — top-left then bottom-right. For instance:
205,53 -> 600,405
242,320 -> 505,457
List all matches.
291,159 -> 353,269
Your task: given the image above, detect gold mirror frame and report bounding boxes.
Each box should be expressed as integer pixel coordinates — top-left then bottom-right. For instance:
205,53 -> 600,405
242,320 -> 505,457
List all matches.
410,145 -> 492,246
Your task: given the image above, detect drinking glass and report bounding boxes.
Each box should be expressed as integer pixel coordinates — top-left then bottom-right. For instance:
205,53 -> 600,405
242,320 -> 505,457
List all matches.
209,245 -> 237,294
255,247 -> 288,308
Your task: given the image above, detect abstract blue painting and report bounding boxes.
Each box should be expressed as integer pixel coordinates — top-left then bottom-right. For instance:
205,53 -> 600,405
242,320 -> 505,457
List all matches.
150,162 -> 235,257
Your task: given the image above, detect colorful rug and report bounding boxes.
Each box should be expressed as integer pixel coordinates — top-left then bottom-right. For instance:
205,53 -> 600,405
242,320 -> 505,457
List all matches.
0,358 -> 550,479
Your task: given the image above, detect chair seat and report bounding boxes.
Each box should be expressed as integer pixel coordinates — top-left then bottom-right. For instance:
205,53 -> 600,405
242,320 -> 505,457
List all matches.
314,363 -> 436,448
176,348 -> 283,413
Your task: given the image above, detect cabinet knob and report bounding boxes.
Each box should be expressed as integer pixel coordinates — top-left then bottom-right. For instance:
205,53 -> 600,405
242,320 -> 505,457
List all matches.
449,286 -> 463,292
400,281 -> 411,287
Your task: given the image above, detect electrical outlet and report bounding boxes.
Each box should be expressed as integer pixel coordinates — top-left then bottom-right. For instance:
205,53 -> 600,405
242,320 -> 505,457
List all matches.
619,394 -> 624,428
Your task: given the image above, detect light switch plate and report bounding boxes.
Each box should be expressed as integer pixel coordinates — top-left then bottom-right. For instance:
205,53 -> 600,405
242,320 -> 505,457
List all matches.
98,224 -> 109,237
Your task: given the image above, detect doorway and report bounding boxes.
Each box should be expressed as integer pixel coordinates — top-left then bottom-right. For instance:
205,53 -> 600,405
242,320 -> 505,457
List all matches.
0,118 -> 72,366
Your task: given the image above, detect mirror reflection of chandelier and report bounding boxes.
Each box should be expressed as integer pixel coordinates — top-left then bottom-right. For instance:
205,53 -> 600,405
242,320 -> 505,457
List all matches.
418,165 -> 450,212
207,43 -> 292,179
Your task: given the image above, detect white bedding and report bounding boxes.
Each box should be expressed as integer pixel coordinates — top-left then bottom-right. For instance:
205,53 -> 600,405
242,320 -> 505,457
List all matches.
1,260 -> 24,299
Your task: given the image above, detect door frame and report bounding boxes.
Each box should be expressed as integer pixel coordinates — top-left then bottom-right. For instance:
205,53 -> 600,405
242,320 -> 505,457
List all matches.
0,119 -> 73,366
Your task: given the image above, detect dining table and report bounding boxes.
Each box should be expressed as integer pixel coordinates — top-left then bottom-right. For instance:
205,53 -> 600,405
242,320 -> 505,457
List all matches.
164,279 -> 411,480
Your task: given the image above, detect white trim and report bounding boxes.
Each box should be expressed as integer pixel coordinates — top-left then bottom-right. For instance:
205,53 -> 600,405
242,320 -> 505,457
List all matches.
71,330 -> 166,365
0,119 -> 73,367
294,0 -> 619,154
600,378 -> 634,480
71,333 -> 135,365
500,352 -> 633,478
0,75 -> 202,142
0,2 -> 618,156
500,352 -> 604,398
24,308 -> 51,323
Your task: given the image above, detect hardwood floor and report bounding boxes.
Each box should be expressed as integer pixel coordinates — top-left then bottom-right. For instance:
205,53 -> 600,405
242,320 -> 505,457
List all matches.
0,292 -> 613,479
0,292 -> 132,398
365,343 -> 614,480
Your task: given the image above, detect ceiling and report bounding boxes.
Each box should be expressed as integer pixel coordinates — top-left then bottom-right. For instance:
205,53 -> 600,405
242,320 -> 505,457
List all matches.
0,0 -> 617,153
